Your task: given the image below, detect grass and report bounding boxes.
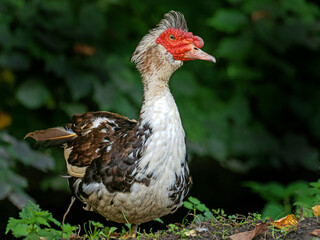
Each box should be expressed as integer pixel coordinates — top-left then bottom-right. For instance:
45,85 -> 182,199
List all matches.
5,197 -> 320,239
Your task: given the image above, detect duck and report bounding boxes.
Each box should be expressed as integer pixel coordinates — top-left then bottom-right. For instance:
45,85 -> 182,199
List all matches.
25,10 -> 215,235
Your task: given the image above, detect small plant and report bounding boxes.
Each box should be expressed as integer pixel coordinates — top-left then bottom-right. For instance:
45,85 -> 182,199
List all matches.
167,223 -> 188,238
6,201 -> 77,239
83,220 -> 104,239
211,208 -> 228,221
245,179 -> 320,218
99,226 -> 118,239
183,196 -> 214,224
153,217 -> 164,224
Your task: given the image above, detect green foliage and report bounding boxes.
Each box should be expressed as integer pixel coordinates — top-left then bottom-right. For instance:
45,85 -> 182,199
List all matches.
153,217 -> 164,224
83,220 -> 105,239
6,201 -> 77,239
208,9 -> 248,33
0,0 -> 320,217
100,226 -> 118,239
245,179 -> 320,218
184,196 -> 214,223
0,132 -> 54,208
167,223 -> 188,238
16,80 -> 51,109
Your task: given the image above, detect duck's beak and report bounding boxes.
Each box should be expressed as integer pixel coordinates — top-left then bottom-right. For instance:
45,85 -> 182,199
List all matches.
183,45 -> 216,63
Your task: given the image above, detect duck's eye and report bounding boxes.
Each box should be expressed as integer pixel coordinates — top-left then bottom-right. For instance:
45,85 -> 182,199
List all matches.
169,34 -> 175,40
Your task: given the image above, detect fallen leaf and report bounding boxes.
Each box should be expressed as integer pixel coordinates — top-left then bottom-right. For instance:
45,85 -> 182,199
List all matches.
273,214 -> 298,229
229,222 -> 268,240
312,205 -> 320,217
310,229 -> 320,237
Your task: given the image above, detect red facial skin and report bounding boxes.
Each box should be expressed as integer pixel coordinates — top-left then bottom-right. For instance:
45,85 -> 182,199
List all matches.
156,28 -> 205,61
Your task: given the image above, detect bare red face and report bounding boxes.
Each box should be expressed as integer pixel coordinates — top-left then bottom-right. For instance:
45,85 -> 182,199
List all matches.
156,28 -> 215,62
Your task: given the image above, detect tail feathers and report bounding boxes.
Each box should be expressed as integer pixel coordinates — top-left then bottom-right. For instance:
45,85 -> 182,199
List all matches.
24,127 -> 77,148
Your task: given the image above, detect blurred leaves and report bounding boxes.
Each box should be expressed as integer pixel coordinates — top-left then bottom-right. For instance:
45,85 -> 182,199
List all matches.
0,112 -> 12,129
0,0 -> 319,210
0,132 -> 54,209
16,80 -> 51,109
208,9 -> 248,33
245,180 -> 320,218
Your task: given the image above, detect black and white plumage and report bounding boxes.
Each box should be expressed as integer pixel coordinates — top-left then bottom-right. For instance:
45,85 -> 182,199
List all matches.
25,10 -> 215,231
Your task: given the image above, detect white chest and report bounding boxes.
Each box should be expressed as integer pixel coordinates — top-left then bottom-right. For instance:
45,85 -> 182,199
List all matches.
137,91 -> 186,184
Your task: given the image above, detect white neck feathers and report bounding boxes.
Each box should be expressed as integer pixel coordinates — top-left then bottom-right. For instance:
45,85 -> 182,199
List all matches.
137,81 -> 186,181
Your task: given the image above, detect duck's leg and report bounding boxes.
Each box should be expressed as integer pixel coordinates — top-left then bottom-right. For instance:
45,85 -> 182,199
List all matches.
130,224 -> 138,238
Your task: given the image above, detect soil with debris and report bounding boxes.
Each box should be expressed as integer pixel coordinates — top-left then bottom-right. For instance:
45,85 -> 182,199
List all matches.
137,216 -> 320,240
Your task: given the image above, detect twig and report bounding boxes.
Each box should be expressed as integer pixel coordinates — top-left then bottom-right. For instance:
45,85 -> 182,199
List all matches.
77,224 -> 81,236
297,207 -> 304,225
61,196 -> 76,238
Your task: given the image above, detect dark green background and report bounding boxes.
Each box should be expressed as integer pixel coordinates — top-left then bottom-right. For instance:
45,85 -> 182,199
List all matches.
1,0 -> 320,236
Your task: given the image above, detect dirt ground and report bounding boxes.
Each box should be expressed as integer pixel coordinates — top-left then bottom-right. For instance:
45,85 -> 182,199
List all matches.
138,216 -> 320,240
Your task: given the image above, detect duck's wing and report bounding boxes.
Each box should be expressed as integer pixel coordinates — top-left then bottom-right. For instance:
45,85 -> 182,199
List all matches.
25,111 -> 138,178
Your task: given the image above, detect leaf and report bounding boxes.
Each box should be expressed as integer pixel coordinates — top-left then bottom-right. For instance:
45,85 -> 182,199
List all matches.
312,205 -> 320,217
216,36 -> 251,60
10,140 -> 36,164
261,202 -> 285,219
30,153 -> 54,171
93,81 -> 117,110
0,184 -> 11,199
16,80 -> 50,109
0,24 -> 12,46
183,201 -> 193,210
9,190 -> 34,210
0,52 -> 30,70
310,179 -> 320,189
229,222 -> 268,240
65,71 -> 96,100
90,220 -> 104,228
6,201 -> 77,239
196,203 -> 210,212
153,218 -> 164,224
61,223 -> 78,236
8,172 -> 27,188
208,9 -> 248,33
204,211 -> 214,220
244,181 -> 286,203
188,196 -> 201,205
6,219 -> 29,237
35,216 -> 51,227
19,201 -> 41,219
273,214 -> 299,229
44,54 -> 68,77
310,229 -> 320,237
63,103 -> 88,117
227,63 -> 262,80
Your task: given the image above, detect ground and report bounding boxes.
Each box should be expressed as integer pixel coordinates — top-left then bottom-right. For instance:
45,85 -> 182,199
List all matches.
135,216 -> 320,240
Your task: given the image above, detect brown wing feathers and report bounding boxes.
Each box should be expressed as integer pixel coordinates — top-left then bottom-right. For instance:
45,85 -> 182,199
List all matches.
24,127 -> 76,148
